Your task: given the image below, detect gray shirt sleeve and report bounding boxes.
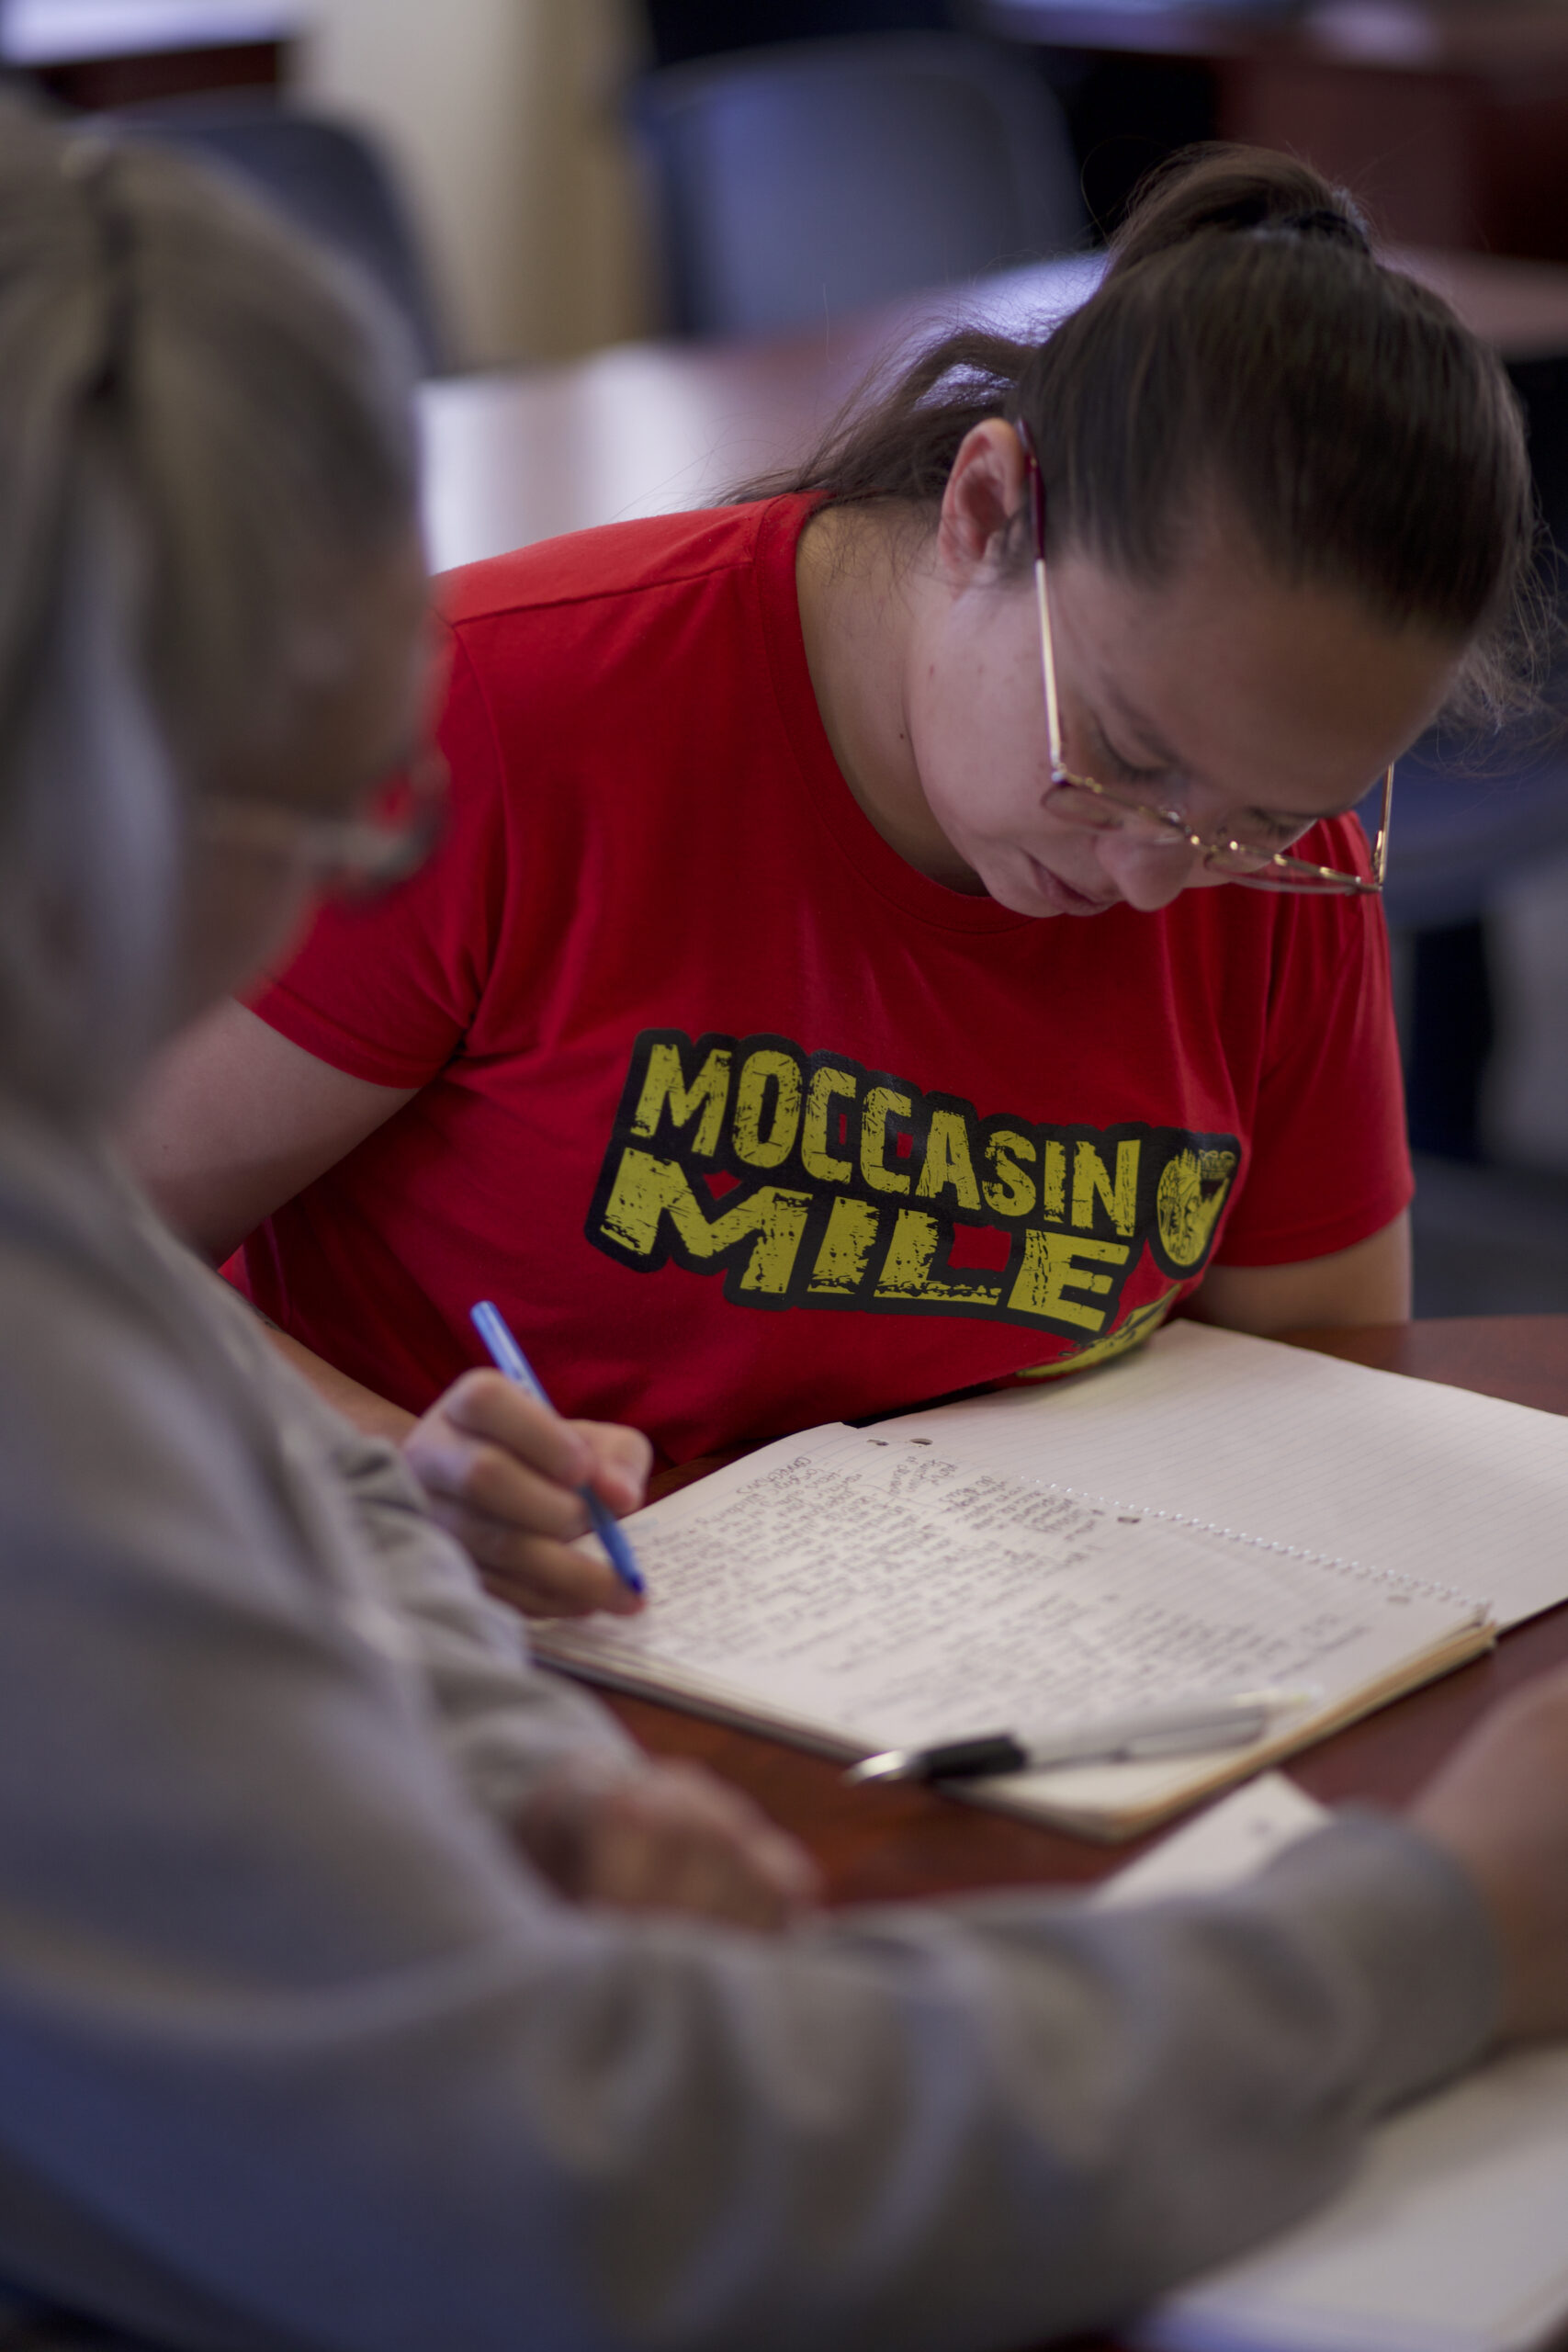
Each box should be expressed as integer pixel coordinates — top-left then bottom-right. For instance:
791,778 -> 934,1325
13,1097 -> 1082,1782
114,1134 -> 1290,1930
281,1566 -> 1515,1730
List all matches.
266,1387 -> 638,1809
176,1238 -> 639,1813
0,1188 -> 1501,2352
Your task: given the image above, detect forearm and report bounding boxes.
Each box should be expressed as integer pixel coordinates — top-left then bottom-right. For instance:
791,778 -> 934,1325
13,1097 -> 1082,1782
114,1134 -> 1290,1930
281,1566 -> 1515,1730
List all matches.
256,1314 -> 416,1444
2,1808 -> 1495,2352
1190,1208 -> 1411,1335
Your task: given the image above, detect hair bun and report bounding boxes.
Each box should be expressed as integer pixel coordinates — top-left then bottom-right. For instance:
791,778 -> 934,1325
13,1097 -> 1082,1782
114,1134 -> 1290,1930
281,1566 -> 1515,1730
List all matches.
1110,145 -> 1372,277
1270,206 -> 1371,256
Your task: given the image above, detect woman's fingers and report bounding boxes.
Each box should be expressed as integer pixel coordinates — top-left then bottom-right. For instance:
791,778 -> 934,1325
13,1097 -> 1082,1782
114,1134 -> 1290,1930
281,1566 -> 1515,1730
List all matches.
421,1372 -> 589,1498
427,1374 -> 652,1517
571,1417 -> 654,1517
401,1371 -> 652,1617
515,1758 -> 821,1931
440,1374 -> 653,1510
423,1498 -> 637,1617
410,1423 -> 590,1543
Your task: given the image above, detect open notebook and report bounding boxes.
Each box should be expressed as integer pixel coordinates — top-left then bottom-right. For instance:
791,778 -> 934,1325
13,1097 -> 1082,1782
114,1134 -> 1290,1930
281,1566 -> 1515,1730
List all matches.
536,1324 -> 1568,1839
1122,1776 -> 1568,2352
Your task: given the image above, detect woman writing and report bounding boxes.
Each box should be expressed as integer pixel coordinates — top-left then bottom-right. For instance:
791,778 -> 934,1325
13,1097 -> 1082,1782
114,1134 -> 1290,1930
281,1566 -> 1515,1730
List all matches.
10,107 -> 1568,2352
130,150 -> 1533,1617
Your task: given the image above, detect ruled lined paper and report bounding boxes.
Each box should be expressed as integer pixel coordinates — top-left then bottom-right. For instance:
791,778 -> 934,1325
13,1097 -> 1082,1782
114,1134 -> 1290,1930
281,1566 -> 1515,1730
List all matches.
540,1408 -> 1488,1833
897,1323 -> 1568,1628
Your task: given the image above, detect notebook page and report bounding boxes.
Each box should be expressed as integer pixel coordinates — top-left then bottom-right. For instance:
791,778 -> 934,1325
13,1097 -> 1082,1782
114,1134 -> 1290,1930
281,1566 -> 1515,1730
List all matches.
542,1425 -> 1483,1804
1111,1785 -> 1568,2352
1141,2047 -> 1568,2352
892,1323 -> 1568,1629
1096,1771 -> 1329,1907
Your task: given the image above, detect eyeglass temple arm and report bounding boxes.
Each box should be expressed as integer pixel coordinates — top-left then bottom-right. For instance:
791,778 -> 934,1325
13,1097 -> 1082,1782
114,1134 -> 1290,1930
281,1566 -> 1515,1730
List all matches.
1368,763 -> 1393,886
1016,414 -> 1394,892
1015,422 -> 1065,769
1036,555 -> 1066,771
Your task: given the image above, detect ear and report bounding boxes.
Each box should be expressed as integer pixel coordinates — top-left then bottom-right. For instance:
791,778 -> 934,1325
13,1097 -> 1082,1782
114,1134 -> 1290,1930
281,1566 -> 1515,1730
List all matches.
935,420 -> 1026,586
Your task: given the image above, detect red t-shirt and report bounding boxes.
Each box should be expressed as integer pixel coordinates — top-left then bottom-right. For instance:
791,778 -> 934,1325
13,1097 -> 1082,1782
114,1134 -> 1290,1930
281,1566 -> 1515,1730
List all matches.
238,497 -> 1411,1464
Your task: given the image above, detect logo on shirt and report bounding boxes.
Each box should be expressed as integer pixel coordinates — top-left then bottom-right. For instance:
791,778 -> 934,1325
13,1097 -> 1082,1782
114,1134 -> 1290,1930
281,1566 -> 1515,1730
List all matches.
585,1028 -> 1240,1352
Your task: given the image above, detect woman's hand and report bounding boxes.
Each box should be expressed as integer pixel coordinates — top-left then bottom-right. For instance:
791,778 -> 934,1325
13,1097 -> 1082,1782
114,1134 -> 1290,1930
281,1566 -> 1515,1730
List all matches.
1414,1666 -> 1568,2042
402,1369 -> 652,1618
513,1756 -> 821,1931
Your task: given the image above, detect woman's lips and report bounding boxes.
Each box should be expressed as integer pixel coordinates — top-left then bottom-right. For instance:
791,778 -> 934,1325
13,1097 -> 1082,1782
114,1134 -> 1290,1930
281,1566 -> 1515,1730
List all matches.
1026,854 -> 1120,915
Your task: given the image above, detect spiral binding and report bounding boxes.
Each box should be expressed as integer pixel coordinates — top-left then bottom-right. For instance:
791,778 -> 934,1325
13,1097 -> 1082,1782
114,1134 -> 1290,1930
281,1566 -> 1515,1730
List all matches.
992,1472 -> 1487,1616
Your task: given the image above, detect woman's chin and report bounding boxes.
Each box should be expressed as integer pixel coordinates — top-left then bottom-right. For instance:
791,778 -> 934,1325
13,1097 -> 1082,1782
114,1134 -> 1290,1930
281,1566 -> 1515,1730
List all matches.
1019,854 -> 1121,918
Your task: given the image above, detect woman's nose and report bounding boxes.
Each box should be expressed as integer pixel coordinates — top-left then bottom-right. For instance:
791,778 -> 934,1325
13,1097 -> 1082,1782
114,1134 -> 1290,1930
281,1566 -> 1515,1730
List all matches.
1096,829 -> 1205,912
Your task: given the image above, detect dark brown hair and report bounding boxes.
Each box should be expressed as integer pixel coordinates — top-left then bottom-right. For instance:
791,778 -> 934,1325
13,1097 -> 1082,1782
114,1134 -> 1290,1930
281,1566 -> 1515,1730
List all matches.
748,147 -> 1539,720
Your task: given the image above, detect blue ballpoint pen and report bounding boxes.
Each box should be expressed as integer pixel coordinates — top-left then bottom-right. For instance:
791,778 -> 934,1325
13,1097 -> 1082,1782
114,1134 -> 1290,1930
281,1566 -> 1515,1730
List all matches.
469,1299 -> 646,1599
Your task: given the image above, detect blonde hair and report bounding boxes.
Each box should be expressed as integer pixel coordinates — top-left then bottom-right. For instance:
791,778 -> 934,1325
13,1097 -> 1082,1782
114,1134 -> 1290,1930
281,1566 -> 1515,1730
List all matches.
0,102 -> 418,1117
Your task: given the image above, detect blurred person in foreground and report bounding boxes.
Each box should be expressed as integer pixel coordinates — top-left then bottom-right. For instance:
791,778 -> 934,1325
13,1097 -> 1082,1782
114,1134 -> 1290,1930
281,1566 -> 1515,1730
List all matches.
2,100 -> 1568,2352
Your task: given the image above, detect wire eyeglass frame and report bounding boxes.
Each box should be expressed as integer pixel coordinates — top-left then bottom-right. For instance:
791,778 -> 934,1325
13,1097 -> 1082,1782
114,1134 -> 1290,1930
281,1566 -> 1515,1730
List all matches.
1014,421 -> 1392,896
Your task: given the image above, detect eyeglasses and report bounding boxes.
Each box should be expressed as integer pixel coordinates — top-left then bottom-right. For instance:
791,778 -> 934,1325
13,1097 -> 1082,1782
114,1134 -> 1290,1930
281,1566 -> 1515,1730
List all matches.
194,753 -> 446,896
1015,422 -> 1392,896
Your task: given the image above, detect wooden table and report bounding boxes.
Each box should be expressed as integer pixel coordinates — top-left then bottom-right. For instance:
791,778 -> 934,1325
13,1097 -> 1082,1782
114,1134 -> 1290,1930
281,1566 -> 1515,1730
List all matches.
3,1 -> 294,107
598,1317 -> 1568,2349
607,1317 -> 1568,1908
978,1 -> 1568,257
980,3 -> 1568,71
420,243 -> 1568,576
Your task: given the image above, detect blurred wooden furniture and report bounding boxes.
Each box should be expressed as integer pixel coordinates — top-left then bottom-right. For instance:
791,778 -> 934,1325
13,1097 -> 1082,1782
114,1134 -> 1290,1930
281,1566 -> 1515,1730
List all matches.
420,240 -> 1568,571
2,1 -> 295,107
981,1 -> 1568,69
979,1 -> 1568,257
630,31 -> 1084,336
110,95 -> 450,371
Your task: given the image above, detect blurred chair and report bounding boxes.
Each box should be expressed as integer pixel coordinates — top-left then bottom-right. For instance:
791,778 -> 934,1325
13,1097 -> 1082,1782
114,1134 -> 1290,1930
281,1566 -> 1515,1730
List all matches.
631,31 -> 1085,338
1357,352 -> 1568,1159
1356,735 -> 1568,1159
646,2 -> 953,70
1364,743 -> 1568,940
107,96 -> 449,376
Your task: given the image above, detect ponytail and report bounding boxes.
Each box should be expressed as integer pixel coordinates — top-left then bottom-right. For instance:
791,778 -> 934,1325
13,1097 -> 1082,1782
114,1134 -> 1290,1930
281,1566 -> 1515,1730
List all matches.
1108,144 -> 1371,267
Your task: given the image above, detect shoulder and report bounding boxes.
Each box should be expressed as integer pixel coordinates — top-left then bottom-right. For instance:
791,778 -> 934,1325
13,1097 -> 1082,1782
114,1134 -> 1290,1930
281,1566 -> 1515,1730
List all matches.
0,1151 -> 285,1598
436,498 -> 810,633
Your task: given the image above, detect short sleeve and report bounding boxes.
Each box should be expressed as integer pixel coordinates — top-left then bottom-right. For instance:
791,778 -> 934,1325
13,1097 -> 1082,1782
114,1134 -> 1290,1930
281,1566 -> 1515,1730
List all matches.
1216,852 -> 1413,1268
245,631 -> 508,1089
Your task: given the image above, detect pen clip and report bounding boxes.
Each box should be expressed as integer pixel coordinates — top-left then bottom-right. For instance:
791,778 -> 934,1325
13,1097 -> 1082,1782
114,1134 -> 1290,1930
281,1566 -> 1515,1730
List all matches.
1120,1711 -> 1271,1760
